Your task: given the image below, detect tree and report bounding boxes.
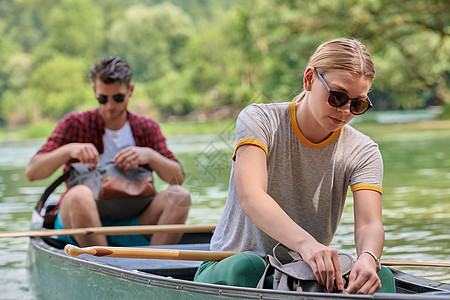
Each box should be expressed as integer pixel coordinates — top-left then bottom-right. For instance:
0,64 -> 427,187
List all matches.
1,0 -> 449,125
0,0 -> 51,52
107,3 -> 195,82
44,0 -> 104,58
16,56 -> 92,122
281,0 -> 450,108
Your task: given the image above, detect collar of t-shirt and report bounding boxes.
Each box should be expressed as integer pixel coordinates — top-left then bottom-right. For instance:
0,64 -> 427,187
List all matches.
102,121 -> 136,156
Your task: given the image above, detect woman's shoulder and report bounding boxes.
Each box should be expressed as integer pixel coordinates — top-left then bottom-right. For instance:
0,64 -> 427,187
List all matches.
239,102 -> 290,119
245,101 -> 290,110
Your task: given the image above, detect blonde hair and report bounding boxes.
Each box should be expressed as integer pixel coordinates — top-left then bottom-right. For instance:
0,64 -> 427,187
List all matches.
294,38 -> 375,102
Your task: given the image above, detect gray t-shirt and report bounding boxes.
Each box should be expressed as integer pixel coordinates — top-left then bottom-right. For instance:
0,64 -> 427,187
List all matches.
210,102 -> 383,258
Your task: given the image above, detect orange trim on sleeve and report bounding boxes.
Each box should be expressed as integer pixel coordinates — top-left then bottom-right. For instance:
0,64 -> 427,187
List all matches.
232,138 -> 268,161
350,184 -> 383,195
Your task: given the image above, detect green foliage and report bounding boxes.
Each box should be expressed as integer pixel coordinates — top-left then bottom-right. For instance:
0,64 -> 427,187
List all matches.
440,102 -> 450,120
107,3 -> 194,82
0,0 -> 449,126
0,0 -> 49,52
0,34 -> 20,96
44,0 -> 104,58
1,56 -> 92,124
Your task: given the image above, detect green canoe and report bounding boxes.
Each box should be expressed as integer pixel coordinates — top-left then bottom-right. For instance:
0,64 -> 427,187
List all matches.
28,194 -> 450,300
28,232 -> 450,299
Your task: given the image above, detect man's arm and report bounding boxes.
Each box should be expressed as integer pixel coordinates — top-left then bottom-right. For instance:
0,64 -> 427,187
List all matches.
113,146 -> 184,185
26,143 -> 100,181
346,189 -> 384,294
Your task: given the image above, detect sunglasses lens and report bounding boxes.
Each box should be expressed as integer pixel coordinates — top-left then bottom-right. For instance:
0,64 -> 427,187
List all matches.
328,92 -> 348,107
350,100 -> 370,115
96,94 -> 126,104
112,94 -> 125,103
97,95 -> 108,104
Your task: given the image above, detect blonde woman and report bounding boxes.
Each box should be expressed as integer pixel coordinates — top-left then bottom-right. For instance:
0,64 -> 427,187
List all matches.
195,38 -> 394,294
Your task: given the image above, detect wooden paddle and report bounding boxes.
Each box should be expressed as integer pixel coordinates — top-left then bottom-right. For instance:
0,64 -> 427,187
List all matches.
0,224 -> 216,238
380,260 -> 450,268
64,244 -> 450,267
65,244 -> 238,261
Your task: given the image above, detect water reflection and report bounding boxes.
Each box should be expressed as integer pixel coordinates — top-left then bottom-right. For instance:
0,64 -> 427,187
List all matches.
0,129 -> 450,298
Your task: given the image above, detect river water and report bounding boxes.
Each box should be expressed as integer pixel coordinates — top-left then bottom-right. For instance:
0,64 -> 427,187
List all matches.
0,123 -> 449,299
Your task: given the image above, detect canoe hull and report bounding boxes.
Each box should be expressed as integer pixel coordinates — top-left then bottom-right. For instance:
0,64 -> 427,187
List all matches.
29,238 -> 224,300
28,236 -> 450,300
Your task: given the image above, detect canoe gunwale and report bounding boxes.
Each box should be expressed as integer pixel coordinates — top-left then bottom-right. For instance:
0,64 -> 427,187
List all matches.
28,236 -> 450,300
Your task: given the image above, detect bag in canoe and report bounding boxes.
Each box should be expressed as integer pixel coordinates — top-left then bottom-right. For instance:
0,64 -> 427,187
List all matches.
257,243 -> 354,293
68,161 -> 155,220
36,161 -> 155,223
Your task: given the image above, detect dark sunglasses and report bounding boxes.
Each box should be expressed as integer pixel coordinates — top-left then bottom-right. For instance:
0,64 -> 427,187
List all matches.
96,93 -> 126,104
315,69 -> 373,115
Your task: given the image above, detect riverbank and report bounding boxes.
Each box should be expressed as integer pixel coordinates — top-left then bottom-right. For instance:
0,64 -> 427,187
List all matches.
0,118 -> 235,142
353,119 -> 450,142
1,116 -> 450,142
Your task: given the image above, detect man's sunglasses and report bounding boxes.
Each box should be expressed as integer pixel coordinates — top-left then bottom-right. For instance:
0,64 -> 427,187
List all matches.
315,69 -> 373,115
96,93 -> 126,104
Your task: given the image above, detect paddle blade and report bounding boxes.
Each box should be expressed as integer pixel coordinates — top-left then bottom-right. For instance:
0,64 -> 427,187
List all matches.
64,244 -> 110,257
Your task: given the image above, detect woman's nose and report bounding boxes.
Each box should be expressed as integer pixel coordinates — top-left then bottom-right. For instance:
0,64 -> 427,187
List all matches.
336,102 -> 351,115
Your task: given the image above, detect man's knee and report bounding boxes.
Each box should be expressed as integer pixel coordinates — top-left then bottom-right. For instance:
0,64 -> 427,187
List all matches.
61,185 -> 96,209
58,185 -> 99,229
166,185 -> 191,208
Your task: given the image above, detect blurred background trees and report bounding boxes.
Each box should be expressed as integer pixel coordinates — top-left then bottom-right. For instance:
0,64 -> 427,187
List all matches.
0,0 -> 448,125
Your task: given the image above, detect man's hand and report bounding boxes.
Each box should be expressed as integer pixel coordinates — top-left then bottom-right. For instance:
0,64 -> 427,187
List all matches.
26,142 -> 100,181
345,254 -> 381,294
70,143 -> 100,166
113,146 -> 149,172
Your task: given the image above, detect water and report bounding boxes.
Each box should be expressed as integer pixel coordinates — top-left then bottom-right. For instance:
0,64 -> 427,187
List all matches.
0,124 -> 449,299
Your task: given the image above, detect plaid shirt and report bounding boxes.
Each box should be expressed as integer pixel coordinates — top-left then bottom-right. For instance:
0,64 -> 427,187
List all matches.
36,109 -> 178,173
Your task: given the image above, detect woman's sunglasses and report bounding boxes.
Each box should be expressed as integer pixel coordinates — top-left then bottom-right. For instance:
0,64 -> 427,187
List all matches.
315,69 -> 373,115
96,93 -> 126,104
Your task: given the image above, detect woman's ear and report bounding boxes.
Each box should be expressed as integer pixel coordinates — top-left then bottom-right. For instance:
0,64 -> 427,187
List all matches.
303,66 -> 315,91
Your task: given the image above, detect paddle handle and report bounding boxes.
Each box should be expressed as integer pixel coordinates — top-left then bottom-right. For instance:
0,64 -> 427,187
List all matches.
381,260 -> 450,268
0,224 -> 216,238
64,245 -> 240,261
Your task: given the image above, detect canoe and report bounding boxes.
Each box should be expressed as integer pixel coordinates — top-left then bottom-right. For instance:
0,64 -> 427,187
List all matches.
28,200 -> 450,299
28,229 -> 450,298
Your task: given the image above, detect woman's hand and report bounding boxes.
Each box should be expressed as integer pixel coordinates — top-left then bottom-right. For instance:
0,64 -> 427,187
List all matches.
345,254 -> 381,294
298,241 -> 344,292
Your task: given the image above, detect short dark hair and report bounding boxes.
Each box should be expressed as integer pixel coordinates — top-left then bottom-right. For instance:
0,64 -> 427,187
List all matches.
90,57 -> 132,87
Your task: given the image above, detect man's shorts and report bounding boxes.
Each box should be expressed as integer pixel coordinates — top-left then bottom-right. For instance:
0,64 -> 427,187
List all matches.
54,213 -> 150,246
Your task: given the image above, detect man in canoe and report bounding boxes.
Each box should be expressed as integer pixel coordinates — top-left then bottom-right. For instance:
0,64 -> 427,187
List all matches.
26,57 -> 190,247
195,38 -> 393,294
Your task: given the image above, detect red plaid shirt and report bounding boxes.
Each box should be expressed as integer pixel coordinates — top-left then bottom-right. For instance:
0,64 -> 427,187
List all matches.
36,109 -> 178,173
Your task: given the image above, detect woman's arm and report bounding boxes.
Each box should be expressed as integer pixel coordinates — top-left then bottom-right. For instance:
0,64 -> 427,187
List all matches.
235,144 -> 344,292
346,189 -> 384,294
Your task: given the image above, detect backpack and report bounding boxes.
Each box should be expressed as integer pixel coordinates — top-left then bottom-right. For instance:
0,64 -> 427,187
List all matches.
257,243 -> 354,293
68,162 -> 155,220
35,161 -> 155,223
